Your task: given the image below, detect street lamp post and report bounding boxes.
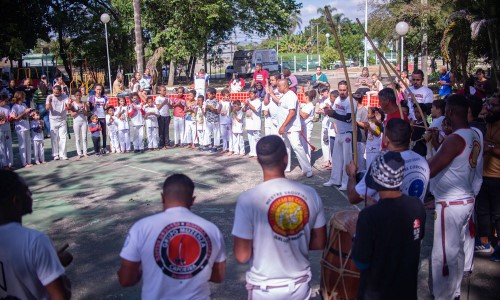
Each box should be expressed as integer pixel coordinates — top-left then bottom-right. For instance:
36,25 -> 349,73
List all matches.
325,33 -> 330,47
100,13 -> 113,95
364,0 -> 368,67
395,21 -> 409,72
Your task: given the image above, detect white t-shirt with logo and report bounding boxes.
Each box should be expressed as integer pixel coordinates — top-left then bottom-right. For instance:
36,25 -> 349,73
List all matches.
145,106 -> 159,128
219,101 -> 232,125
12,103 -> 30,131
355,150 -> 430,202
92,96 -> 107,119
0,223 -> 65,300
129,104 -> 144,126
407,86 -> 433,120
106,114 -> 119,133
244,99 -> 262,131
232,178 -> 326,284
120,207 -> 226,300
46,94 -> 69,122
155,96 -> 170,117
232,110 -> 244,134
332,96 -> 352,134
277,90 -> 301,132
30,120 -> 44,141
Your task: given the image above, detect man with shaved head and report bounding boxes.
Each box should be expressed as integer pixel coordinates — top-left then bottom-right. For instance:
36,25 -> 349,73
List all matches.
267,79 -> 313,177
118,174 -> 226,299
233,135 -> 326,300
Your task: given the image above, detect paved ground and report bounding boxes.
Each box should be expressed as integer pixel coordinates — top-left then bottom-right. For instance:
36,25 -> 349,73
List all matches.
12,123 -> 500,300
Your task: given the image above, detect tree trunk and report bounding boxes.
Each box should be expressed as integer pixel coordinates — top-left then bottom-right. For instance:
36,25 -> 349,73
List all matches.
421,0 -> 428,86
204,43 -> 208,71
57,26 -> 72,82
487,21 -> 500,89
133,0 -> 144,74
168,60 -> 176,86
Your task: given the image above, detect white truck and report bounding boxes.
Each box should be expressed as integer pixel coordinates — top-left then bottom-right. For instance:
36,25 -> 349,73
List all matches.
233,49 -> 279,76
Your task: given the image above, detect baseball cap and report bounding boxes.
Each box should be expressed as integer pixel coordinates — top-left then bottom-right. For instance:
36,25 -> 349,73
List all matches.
366,151 -> 404,191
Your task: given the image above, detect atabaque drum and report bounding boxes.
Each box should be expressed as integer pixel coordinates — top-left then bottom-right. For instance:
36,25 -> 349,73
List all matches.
321,210 -> 360,300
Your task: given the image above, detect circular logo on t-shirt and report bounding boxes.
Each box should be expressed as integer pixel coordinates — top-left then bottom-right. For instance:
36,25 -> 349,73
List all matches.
400,167 -> 427,201
469,140 -> 481,168
268,196 -> 309,237
154,222 -> 212,279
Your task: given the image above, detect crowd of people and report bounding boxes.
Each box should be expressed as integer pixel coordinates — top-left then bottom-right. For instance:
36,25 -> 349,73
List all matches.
0,62 -> 499,300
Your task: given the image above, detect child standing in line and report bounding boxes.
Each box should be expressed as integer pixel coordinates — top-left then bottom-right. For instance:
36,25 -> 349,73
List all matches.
115,97 -> 131,153
11,91 -> 32,167
171,87 -> 186,147
128,93 -> 145,153
231,100 -> 245,156
202,88 -> 221,153
144,97 -> 160,150
299,90 -> 315,161
219,88 -> 233,153
0,94 -> 14,169
242,88 -> 262,158
88,114 -> 102,156
69,89 -> 88,159
184,90 -> 198,148
30,111 -> 46,164
106,106 -> 121,153
195,95 -> 205,147
364,107 -> 384,168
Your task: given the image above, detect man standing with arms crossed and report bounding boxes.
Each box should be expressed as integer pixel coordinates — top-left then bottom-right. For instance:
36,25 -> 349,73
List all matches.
268,79 -> 312,177
233,135 -> 326,300
429,95 -> 483,300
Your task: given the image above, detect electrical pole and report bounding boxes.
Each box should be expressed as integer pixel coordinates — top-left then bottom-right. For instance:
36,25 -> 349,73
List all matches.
421,0 -> 428,86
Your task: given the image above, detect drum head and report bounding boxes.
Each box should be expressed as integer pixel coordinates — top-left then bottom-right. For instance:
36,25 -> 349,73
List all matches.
330,210 -> 359,232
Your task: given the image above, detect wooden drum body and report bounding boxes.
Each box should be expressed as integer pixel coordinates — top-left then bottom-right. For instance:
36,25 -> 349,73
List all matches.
321,210 -> 360,300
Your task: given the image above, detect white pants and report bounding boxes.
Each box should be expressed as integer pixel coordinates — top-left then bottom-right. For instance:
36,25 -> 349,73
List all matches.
247,130 -> 260,156
146,126 -> 158,149
16,129 -> 31,165
365,151 -> 379,169
173,116 -> 185,144
232,133 -> 245,155
265,121 -> 279,136
204,122 -> 220,146
464,216 -> 474,273
118,129 -> 131,151
321,126 -> 330,163
283,131 -> 312,173
221,123 -> 233,151
49,119 -> 67,158
0,129 -> 14,167
109,130 -> 120,151
133,125 -> 144,150
432,200 -> 474,300
33,139 -> 44,163
329,132 -> 353,187
73,119 -> 88,155
196,122 -> 204,144
302,124 -> 314,161
184,120 -> 197,144
357,142 -> 366,172
246,272 -> 311,300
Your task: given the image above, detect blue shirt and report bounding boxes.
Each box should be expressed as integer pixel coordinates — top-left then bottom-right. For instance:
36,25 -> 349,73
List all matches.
439,72 -> 452,97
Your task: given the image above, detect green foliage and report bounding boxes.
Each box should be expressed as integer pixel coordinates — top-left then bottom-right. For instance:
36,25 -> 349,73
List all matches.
321,47 -> 340,66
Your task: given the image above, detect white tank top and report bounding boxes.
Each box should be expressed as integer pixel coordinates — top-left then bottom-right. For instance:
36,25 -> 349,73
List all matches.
431,128 -> 482,201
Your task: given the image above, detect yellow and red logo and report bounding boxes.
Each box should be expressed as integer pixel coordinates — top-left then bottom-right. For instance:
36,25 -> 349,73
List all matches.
268,196 -> 309,237
469,140 -> 481,168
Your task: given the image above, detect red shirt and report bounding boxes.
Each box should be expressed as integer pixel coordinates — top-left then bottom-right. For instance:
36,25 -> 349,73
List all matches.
252,69 -> 269,86
384,110 -> 409,126
171,97 -> 186,117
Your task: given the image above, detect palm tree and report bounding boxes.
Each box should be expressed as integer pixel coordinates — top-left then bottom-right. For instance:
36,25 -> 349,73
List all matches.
288,11 -> 303,34
133,0 -> 144,74
317,5 -> 336,18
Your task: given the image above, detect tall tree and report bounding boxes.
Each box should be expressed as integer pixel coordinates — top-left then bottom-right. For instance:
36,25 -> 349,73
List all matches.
133,0 -> 144,74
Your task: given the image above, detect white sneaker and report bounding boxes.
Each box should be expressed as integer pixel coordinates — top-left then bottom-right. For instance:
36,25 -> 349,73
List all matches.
339,184 -> 348,191
323,180 -> 336,187
61,156 -> 69,160
306,171 -> 313,178
54,156 -> 60,160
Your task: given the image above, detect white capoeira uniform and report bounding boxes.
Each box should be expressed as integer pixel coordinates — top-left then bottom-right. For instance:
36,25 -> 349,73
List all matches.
12,103 -> 32,165
276,90 -> 312,175
144,106 -> 160,149
129,103 -> 145,151
183,102 -> 198,145
46,94 -> 69,159
430,128 -> 483,300
263,89 -> 280,136
244,98 -> 262,156
72,102 -> 88,156
30,120 -> 45,163
232,110 -> 245,155
327,96 -> 353,188
203,98 -> 221,147
219,100 -> 233,151
365,122 -> 382,168
115,106 -> 131,151
194,73 -> 208,98
318,97 -> 332,163
232,178 -> 326,300
106,114 -> 120,152
300,102 -> 314,162
195,105 -> 205,145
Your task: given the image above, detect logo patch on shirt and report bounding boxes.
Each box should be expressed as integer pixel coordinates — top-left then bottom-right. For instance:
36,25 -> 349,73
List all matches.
268,196 -> 309,237
154,222 -> 212,279
469,140 -> 481,168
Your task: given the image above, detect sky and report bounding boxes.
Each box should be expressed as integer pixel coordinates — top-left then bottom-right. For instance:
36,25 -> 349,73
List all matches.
299,0 -> 368,32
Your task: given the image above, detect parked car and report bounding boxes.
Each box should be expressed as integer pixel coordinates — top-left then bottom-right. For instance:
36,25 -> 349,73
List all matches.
225,65 -> 235,78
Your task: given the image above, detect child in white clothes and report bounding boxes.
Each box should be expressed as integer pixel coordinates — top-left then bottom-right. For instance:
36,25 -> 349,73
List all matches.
195,95 -> 205,146
364,106 -> 384,167
144,97 -> 160,150
242,89 -> 262,157
219,88 -> 233,153
69,89 -> 88,159
30,111 -> 46,164
231,100 -> 245,156
106,106 -> 121,153
11,91 -> 32,167
0,94 -> 14,169
128,93 -> 145,152
299,90 -> 315,161
184,90 -> 198,148
115,97 -> 131,153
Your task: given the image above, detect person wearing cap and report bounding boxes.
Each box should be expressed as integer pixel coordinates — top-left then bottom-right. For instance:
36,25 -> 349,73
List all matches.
232,135 -> 326,300
345,151 -> 426,300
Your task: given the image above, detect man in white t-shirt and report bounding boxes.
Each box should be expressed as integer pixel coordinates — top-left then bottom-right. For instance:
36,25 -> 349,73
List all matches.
45,85 -> 69,160
346,118 -> 430,204
324,80 -> 354,190
118,174 -> 226,299
232,135 -> 326,300
407,69 -> 434,120
262,74 -> 280,136
156,86 -> 172,149
0,170 -> 71,300
268,79 -> 313,177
